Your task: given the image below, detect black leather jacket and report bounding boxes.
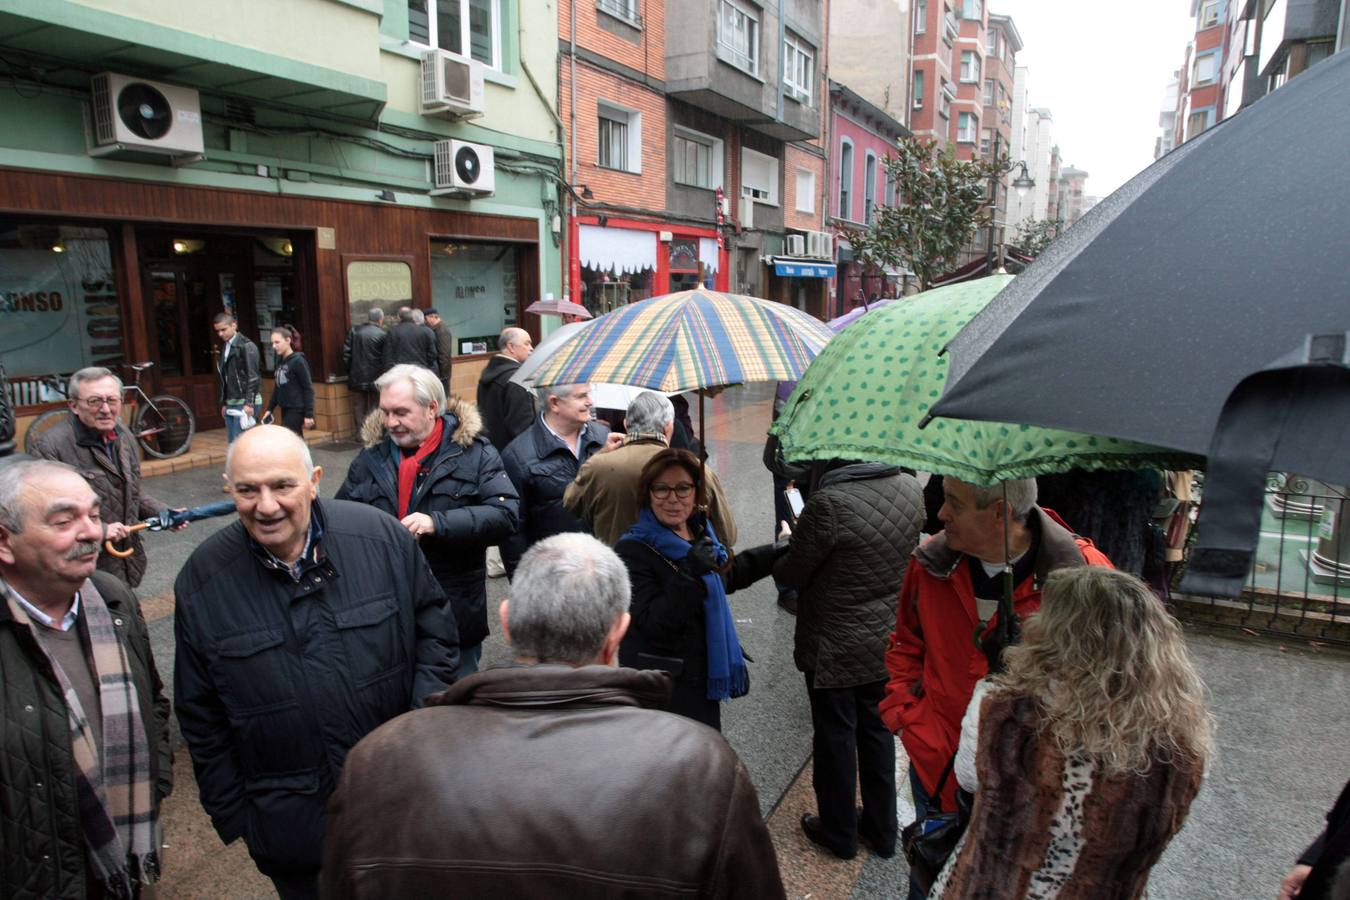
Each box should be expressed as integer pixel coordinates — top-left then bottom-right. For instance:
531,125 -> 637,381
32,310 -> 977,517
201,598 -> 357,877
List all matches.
341,322 -> 388,391
218,333 -> 262,406
382,321 -> 438,375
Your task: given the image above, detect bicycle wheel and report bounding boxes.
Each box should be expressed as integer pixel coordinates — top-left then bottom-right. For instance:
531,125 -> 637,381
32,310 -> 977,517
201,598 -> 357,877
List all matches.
22,408 -> 69,455
135,395 -> 195,459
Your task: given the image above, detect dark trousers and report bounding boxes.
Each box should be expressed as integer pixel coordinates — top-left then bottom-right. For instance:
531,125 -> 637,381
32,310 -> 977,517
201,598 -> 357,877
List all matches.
267,867 -> 320,900
350,388 -> 377,432
278,408 -> 305,436
804,673 -> 896,854
908,764 -> 932,900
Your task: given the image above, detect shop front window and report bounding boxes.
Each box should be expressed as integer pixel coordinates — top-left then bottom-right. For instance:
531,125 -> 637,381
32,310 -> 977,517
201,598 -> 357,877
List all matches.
0,219 -> 120,389
429,240 -> 521,355
580,265 -> 653,317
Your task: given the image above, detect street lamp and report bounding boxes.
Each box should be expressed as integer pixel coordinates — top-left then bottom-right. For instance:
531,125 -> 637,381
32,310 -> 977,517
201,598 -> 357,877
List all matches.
986,129 -> 1035,273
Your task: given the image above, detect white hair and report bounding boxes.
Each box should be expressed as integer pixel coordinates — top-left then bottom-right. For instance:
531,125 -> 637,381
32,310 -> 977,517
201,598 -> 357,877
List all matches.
375,364 -> 444,411
969,477 -> 1039,523
0,459 -> 83,533
625,392 -> 674,434
508,533 -> 631,664
68,366 -> 122,399
536,383 -> 581,405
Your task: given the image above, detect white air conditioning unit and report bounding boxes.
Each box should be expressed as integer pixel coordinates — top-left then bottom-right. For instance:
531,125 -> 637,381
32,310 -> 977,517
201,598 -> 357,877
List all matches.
807,230 -> 834,259
88,73 -> 203,158
785,234 -> 806,256
739,195 -> 755,230
420,49 -> 486,117
432,139 -> 495,196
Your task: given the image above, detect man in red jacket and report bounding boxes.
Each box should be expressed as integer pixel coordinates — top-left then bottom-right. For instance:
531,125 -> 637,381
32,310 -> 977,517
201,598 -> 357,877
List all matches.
879,476 -> 1110,900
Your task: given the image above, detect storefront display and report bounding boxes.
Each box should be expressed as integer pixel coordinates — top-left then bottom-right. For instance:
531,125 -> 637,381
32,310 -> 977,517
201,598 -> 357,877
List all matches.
429,240 -> 522,355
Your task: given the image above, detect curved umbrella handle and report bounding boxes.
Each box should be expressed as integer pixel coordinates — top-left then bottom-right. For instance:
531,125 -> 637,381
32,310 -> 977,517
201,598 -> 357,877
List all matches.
104,522 -> 151,559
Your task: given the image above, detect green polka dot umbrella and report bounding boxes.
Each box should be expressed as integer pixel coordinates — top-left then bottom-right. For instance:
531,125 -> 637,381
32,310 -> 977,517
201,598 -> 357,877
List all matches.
770,275 -> 1202,486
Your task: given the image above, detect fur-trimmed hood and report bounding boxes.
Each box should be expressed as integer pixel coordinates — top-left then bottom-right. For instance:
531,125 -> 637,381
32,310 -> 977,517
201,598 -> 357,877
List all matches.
360,394 -> 484,449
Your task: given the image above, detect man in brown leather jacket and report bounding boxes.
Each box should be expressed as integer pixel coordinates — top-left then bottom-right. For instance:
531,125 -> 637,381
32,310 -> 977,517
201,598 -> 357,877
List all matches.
321,532 -> 785,900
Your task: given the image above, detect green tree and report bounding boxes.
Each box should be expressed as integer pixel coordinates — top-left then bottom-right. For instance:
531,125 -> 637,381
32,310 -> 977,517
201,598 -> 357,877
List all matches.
847,137 -> 1005,291
1011,217 -> 1061,257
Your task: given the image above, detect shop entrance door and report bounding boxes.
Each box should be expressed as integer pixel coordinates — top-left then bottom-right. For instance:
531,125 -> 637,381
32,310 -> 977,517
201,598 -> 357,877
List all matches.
144,266 -> 223,431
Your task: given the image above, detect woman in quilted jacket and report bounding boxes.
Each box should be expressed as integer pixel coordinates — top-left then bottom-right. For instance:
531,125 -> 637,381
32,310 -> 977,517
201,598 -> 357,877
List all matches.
774,460 -> 925,861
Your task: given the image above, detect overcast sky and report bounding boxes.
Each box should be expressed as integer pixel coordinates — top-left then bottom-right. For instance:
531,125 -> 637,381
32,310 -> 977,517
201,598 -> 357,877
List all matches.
990,1 -> 1198,197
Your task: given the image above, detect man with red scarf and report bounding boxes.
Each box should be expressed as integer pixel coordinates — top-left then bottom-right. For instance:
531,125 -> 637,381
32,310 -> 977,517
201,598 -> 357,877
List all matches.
337,364 -> 519,675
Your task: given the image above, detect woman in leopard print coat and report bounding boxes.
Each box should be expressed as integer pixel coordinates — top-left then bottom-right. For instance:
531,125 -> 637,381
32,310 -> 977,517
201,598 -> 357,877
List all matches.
931,567 -> 1213,900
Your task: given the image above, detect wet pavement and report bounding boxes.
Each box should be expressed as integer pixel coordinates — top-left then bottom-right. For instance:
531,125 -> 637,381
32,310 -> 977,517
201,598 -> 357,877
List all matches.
129,382 -> 1350,899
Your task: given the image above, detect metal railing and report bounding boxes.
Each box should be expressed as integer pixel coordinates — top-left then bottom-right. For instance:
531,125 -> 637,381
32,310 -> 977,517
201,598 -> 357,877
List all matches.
1168,474 -> 1350,647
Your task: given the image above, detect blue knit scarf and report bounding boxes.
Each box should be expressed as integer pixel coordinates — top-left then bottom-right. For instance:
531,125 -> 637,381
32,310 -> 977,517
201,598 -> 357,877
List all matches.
623,508 -> 748,701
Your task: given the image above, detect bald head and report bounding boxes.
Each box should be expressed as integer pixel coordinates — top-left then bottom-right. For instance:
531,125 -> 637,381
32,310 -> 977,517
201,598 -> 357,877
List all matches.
225,424 -> 314,480
499,327 -> 533,362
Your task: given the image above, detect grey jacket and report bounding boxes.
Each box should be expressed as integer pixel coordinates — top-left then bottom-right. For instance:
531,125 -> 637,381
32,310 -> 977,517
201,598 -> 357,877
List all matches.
775,463 -> 924,688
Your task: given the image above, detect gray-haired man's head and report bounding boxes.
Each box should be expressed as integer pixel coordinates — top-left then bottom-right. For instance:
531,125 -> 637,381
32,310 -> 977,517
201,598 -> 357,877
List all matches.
502,533 -> 631,666
368,307 -> 385,323
624,392 -> 674,439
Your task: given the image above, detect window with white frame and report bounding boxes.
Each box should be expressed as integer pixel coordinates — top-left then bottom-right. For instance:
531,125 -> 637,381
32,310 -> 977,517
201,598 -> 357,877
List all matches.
597,101 -> 641,173
863,153 -> 877,224
962,0 -> 981,20
960,50 -> 981,82
407,0 -> 501,69
913,69 -> 924,107
1200,0 -> 1220,27
596,0 -> 641,27
980,127 -> 992,156
673,126 -> 723,189
1193,51 -> 1218,85
987,29 -> 997,56
957,111 -> 978,143
741,146 -> 778,205
938,78 -> 952,117
783,32 -> 815,104
915,0 -> 927,33
983,78 -> 994,105
717,0 -> 759,76
838,140 -> 853,219
795,167 -> 815,213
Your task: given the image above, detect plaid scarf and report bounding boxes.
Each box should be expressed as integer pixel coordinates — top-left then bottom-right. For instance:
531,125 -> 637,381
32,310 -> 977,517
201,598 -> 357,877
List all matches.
3,578 -> 160,898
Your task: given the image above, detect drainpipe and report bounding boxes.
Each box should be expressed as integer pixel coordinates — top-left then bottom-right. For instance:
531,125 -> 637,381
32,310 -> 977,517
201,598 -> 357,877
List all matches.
568,0 -> 581,305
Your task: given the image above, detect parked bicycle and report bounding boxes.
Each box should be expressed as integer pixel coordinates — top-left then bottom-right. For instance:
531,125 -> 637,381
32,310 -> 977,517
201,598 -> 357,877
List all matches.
23,362 -> 196,459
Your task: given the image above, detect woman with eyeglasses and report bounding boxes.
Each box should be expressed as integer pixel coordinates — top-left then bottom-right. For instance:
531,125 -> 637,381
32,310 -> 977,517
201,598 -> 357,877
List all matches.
264,325 -> 315,436
614,448 -> 786,730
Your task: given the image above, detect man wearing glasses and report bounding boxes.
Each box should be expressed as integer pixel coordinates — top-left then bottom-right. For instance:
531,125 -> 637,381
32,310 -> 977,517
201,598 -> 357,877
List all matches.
29,367 -> 181,588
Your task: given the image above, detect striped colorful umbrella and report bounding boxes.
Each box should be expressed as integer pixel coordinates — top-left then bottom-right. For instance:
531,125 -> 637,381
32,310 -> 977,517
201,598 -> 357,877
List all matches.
528,288 -> 835,393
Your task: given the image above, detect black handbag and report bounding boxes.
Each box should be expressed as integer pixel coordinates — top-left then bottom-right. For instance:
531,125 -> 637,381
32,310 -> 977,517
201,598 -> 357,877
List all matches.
901,756 -> 971,895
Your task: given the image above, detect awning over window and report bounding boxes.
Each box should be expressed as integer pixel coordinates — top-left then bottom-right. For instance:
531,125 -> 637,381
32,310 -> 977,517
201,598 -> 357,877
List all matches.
578,225 -> 656,274
772,257 -> 837,278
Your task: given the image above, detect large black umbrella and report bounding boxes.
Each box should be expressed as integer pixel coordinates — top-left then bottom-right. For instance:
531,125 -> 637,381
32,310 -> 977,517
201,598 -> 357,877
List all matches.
930,48 -> 1350,598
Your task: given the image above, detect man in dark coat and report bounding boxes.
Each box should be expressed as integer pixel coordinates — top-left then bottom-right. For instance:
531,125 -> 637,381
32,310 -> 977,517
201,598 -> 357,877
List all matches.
0,459 -> 172,900
382,307 -> 438,375
1281,777 -> 1350,900
499,383 -> 611,578
321,533 -> 786,900
337,364 -> 518,675
774,460 -> 925,860
476,326 -> 535,452
341,307 -> 388,432
213,312 -> 262,443
423,308 -> 455,396
30,367 -> 181,588
174,425 -> 457,899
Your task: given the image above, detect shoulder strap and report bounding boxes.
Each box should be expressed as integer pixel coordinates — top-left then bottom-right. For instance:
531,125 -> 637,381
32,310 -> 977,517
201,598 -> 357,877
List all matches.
928,754 -> 957,813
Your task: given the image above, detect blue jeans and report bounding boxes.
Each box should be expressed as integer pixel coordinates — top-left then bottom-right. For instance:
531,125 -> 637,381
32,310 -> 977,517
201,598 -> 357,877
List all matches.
456,641 -> 483,678
908,764 -> 932,899
225,411 -> 245,443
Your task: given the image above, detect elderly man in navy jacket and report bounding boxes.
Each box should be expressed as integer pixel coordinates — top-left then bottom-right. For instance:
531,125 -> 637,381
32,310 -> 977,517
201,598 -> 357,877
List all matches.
174,425 -> 457,900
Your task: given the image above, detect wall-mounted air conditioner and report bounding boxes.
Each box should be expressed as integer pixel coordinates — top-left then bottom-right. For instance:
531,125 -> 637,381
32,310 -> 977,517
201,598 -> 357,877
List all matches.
420,49 -> 486,117
785,234 -> 806,256
806,230 -> 834,259
432,139 -> 495,196
738,195 -> 755,229
88,73 -> 204,158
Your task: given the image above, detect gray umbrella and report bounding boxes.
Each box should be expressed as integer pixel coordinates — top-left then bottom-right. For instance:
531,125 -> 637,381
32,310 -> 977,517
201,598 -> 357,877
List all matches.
930,48 -> 1350,598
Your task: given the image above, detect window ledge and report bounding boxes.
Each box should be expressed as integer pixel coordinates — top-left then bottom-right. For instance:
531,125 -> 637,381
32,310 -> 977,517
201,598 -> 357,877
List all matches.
596,3 -> 644,30
674,180 -> 717,191
596,163 -> 642,175
379,36 -> 516,88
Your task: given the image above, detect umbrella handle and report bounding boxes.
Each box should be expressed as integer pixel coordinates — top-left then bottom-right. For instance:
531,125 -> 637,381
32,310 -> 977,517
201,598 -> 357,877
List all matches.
104,521 -> 152,559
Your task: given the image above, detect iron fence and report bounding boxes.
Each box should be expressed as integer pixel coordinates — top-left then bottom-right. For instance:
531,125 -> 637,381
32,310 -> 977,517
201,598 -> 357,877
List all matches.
1168,474 -> 1350,647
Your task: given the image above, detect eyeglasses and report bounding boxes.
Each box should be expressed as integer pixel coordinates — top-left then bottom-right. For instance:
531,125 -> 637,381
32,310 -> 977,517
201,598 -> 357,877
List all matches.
650,482 -> 695,500
79,396 -> 121,410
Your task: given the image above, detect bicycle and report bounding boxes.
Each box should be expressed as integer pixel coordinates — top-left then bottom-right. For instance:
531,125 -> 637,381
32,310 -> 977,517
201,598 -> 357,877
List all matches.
23,362 -> 196,459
